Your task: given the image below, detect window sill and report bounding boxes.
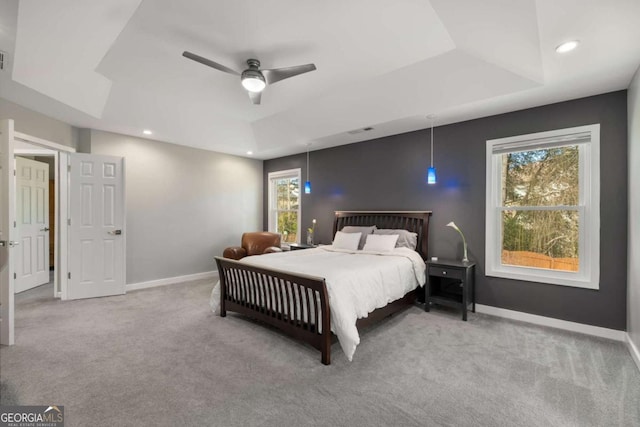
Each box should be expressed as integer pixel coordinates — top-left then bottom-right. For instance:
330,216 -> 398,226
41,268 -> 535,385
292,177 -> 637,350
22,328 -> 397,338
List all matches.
486,266 -> 599,290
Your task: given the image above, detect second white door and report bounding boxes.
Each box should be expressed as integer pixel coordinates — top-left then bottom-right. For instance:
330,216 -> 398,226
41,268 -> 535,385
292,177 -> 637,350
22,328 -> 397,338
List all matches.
68,153 -> 125,300
15,157 -> 50,293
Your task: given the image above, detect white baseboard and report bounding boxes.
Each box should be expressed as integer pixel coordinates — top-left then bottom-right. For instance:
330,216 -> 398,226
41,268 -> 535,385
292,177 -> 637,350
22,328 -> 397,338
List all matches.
475,304 -> 626,342
126,271 -> 218,292
628,334 -> 640,373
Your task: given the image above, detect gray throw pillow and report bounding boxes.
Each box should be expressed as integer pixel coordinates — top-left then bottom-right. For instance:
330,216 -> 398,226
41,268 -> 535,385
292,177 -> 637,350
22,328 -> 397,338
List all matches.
374,229 -> 418,250
340,225 -> 377,250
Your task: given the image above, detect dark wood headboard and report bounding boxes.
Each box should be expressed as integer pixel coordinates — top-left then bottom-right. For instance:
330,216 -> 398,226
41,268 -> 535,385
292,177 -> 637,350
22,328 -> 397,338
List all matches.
332,211 -> 432,260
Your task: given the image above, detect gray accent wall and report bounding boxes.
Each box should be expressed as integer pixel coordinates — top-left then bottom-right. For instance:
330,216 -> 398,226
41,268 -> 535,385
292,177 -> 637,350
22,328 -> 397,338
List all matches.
89,130 -> 262,284
0,97 -> 78,148
264,91 -> 629,330
628,70 -> 640,356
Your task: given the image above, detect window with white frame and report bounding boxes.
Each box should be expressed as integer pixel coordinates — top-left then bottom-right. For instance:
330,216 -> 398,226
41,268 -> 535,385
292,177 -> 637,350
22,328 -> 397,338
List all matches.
268,168 -> 301,244
485,124 -> 600,289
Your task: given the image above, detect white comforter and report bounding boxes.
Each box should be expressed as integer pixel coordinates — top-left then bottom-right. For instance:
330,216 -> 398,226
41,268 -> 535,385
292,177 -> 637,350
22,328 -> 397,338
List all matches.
210,246 -> 426,361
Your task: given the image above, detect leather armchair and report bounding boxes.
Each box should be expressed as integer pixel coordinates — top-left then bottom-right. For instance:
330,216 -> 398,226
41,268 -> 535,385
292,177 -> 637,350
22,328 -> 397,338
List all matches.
223,232 -> 282,260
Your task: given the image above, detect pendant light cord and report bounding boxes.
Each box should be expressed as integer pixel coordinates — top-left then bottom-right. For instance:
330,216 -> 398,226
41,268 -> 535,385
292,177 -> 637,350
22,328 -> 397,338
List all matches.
306,148 -> 310,181
430,116 -> 434,167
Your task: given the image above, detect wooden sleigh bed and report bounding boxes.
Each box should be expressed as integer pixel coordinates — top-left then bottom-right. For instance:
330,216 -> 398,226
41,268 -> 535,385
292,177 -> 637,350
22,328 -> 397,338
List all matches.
214,211 -> 432,365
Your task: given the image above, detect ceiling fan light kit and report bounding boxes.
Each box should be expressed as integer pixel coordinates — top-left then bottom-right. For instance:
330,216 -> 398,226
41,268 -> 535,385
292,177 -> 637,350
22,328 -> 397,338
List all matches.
241,73 -> 266,92
241,59 -> 266,92
182,51 -> 316,104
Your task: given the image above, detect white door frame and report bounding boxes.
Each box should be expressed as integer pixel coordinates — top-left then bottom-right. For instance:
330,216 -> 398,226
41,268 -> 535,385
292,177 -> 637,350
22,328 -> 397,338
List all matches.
1,120 -> 75,345
1,120 -> 16,345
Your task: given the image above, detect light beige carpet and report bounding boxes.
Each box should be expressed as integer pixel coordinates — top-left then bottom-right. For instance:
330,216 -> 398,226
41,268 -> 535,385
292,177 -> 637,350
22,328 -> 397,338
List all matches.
1,279 -> 639,427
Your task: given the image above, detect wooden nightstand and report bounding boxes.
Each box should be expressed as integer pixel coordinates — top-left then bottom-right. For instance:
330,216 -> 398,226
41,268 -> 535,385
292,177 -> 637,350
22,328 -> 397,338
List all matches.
425,259 -> 476,321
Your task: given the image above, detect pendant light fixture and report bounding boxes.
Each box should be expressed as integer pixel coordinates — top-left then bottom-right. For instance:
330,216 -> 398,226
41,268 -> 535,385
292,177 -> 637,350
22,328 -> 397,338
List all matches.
427,115 -> 437,184
305,144 -> 312,194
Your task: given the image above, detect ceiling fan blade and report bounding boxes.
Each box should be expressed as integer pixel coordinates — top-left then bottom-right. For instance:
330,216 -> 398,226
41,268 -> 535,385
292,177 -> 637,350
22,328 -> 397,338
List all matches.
262,64 -> 316,85
182,51 -> 240,76
248,90 -> 262,105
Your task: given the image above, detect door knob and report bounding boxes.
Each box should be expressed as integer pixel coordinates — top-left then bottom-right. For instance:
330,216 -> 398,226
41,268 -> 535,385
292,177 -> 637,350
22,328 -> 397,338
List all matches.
8,241 -> 19,247
107,229 -> 122,235
41,227 -> 50,232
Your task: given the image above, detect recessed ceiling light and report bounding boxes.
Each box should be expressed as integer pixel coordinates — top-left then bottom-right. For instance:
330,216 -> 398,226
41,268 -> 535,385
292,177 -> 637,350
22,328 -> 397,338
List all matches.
555,40 -> 580,54
246,151 -> 253,155
143,129 -> 152,135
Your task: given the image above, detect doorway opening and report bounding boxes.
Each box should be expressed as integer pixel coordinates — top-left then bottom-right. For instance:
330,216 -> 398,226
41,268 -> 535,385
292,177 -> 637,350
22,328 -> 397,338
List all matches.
14,151 -> 55,298
14,141 -> 60,299
1,122 -> 74,345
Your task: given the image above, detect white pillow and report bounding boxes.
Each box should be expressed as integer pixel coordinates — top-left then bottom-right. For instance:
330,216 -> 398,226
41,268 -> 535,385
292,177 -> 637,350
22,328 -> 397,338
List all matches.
363,234 -> 399,252
332,231 -> 362,251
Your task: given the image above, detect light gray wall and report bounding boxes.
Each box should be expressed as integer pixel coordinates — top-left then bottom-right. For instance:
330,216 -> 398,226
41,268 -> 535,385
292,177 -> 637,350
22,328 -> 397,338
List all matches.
0,97 -> 78,148
88,130 -> 262,284
628,68 -> 640,360
76,128 -> 92,153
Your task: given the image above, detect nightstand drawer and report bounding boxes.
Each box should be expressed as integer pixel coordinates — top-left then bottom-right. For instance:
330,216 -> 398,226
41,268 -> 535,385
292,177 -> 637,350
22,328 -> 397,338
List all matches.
428,265 -> 464,280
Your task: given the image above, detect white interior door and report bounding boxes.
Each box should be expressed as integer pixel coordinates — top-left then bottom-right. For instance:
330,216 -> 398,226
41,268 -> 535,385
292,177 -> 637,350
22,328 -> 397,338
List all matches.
68,153 -> 126,300
1,120 -> 16,345
15,157 -> 50,293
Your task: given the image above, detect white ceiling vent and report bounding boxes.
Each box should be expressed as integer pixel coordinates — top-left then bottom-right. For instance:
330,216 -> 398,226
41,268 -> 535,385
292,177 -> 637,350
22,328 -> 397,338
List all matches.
0,51 -> 6,71
347,126 -> 374,135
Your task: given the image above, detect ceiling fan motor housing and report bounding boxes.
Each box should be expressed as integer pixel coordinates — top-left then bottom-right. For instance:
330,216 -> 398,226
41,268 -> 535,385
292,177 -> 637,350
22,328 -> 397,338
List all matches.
246,58 -> 261,69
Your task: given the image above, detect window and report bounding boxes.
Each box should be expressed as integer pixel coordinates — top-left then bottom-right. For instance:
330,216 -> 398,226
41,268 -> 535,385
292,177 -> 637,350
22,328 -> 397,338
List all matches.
268,169 -> 301,244
485,124 -> 600,289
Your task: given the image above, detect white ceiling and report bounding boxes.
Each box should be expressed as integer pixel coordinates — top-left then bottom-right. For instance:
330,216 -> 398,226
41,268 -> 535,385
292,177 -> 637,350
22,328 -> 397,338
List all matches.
1,0 -> 639,159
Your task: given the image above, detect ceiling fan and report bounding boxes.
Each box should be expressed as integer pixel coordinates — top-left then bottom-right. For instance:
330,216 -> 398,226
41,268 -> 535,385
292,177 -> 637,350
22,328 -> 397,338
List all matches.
182,51 -> 317,105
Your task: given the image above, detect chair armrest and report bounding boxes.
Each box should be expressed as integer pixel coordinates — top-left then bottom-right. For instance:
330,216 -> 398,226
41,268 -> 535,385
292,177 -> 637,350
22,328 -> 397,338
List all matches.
263,246 -> 282,254
223,246 -> 247,260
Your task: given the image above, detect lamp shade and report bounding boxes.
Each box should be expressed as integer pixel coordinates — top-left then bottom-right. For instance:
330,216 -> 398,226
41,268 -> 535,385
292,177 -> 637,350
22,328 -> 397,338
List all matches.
427,166 -> 437,184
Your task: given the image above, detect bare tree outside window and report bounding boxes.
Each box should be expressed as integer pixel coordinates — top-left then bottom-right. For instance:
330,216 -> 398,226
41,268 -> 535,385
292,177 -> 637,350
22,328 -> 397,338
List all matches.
500,146 -> 579,271
274,177 -> 299,243
268,169 -> 302,244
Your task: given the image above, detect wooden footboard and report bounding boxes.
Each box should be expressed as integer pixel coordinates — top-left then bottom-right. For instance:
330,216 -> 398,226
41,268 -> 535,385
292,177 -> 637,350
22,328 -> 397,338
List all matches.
214,256 -> 333,365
